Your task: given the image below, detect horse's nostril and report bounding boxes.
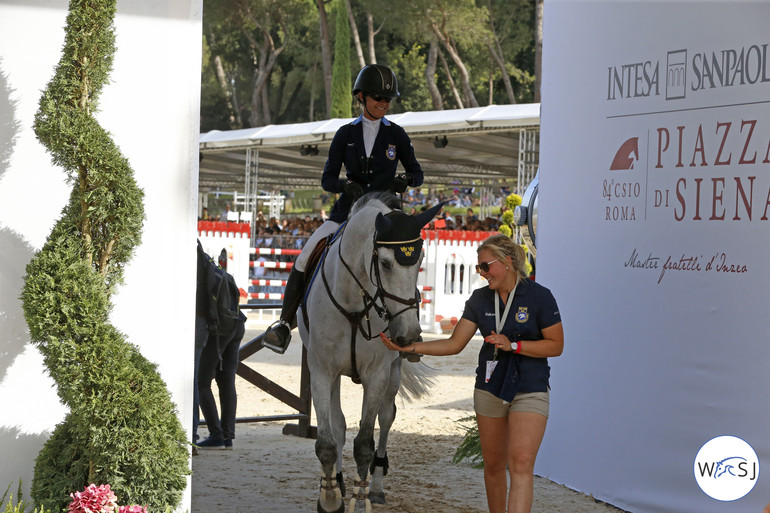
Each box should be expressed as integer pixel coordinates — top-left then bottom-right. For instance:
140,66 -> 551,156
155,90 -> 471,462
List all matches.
416,335 -> 423,342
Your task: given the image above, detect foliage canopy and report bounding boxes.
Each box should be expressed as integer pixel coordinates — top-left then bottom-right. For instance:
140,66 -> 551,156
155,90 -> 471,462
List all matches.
201,0 -> 538,131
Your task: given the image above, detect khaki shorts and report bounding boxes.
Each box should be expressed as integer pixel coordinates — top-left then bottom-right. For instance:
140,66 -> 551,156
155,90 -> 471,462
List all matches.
473,388 -> 550,419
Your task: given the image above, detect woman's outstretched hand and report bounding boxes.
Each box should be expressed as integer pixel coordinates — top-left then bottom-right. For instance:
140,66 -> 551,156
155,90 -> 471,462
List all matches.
380,332 -> 403,351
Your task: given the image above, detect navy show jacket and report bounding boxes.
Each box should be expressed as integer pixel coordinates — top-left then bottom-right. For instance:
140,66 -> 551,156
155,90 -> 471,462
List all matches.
322,115 -> 423,223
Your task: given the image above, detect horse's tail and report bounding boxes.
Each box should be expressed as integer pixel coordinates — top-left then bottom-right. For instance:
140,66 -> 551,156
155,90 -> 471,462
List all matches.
398,359 -> 438,402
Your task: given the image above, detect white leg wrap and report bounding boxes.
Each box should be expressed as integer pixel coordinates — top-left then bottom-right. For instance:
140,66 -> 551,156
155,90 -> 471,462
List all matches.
349,476 -> 372,513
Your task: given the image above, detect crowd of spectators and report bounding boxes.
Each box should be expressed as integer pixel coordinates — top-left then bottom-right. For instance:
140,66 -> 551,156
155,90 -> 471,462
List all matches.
201,186 -> 516,253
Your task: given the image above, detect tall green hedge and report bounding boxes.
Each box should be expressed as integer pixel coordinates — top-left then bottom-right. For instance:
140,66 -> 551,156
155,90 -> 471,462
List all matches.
20,1 -> 189,511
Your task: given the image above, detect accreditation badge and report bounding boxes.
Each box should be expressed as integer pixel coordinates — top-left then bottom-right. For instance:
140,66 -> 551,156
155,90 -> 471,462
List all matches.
485,361 -> 498,383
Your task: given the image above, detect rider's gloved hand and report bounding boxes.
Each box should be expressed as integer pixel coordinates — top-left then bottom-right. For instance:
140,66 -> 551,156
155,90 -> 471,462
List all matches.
343,180 -> 364,202
389,173 -> 413,194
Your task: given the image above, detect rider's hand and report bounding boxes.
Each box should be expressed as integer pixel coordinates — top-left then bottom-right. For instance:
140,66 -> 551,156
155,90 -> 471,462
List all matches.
389,173 -> 412,194
343,180 -> 364,202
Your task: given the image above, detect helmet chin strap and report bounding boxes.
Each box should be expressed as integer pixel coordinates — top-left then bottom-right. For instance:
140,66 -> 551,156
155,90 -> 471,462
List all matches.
361,93 -> 379,121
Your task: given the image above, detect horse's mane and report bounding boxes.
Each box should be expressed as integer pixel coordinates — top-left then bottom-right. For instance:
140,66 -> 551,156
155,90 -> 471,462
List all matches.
349,191 -> 402,217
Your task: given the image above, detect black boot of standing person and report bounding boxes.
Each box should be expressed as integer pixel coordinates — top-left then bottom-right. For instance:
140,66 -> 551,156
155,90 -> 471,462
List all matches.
262,268 -> 305,354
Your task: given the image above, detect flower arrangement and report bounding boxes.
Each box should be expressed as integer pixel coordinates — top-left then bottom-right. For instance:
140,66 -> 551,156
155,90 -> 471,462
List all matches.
67,485 -> 147,513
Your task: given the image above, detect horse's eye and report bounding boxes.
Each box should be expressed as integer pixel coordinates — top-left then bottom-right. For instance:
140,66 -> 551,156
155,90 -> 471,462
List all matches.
381,260 -> 393,270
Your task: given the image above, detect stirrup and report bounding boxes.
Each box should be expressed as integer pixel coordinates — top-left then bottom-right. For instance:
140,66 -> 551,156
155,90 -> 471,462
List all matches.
262,320 -> 292,354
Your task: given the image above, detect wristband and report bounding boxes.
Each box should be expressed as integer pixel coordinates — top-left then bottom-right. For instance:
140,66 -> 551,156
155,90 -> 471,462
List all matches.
514,340 -> 522,354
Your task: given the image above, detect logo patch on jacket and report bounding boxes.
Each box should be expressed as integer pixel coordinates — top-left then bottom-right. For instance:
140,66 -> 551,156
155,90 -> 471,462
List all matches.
516,307 -> 529,323
386,144 -> 396,160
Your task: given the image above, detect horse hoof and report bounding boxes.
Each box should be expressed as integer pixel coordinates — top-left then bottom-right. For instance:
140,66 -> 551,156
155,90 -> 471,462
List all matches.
368,491 -> 386,504
317,498 -> 345,513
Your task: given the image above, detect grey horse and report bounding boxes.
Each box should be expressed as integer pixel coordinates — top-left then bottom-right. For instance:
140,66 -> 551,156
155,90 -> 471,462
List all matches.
298,192 -> 442,513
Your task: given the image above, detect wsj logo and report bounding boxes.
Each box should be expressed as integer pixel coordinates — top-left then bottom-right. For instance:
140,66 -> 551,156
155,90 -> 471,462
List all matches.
666,49 -> 686,99
697,456 -> 756,480
694,436 -> 760,501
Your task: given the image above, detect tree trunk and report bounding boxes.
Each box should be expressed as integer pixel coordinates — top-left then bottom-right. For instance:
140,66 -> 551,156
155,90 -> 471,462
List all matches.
366,12 -> 381,64
425,39 -> 443,110
438,48 -> 463,109
228,68 -> 243,128
309,60 -> 317,121
485,0 -> 516,104
347,0 -> 366,68
535,0 -> 543,103
488,71 -> 494,104
207,27 -> 241,128
316,0 -> 333,118
430,21 -> 479,107
246,30 -> 284,126
212,54 -> 241,128
261,84 -> 271,124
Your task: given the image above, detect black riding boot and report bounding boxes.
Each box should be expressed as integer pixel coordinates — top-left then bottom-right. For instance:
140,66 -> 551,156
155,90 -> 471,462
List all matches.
262,269 -> 305,354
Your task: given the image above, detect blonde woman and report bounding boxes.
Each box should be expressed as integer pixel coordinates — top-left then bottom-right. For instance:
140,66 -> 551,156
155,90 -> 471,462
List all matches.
381,234 -> 564,513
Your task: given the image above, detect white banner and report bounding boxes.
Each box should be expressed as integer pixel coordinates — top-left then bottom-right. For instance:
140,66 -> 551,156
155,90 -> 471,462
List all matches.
536,2 -> 769,512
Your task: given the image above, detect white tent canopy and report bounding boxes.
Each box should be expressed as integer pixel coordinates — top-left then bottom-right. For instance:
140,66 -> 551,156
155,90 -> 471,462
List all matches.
199,104 -> 540,192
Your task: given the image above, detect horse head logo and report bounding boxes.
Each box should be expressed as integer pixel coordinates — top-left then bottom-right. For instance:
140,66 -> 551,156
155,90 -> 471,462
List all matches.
610,137 -> 639,170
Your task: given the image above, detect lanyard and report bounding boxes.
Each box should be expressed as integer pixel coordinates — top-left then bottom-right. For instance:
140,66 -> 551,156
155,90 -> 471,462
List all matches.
492,280 -> 518,359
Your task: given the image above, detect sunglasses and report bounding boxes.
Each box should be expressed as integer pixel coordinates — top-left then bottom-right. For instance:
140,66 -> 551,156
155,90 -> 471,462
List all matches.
369,95 -> 393,103
475,258 -> 499,274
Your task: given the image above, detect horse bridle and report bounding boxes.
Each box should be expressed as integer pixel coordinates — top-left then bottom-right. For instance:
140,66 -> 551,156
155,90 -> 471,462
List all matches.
368,234 -> 422,322
317,218 -> 422,383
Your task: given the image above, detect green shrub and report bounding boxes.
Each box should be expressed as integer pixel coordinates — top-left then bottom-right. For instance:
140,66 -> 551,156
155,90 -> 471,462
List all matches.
20,1 -> 189,511
452,416 -> 484,469
1,482 -> 50,513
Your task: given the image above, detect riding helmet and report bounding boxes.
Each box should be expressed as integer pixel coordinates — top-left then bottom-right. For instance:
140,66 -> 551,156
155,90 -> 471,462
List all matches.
352,64 -> 400,99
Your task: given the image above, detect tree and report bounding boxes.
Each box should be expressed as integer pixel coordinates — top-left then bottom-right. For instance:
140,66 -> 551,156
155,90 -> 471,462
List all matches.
346,0 -> 367,68
424,0 -> 487,108
316,0 -> 333,118
22,1 -> 189,511
199,0 -> 539,127
425,38 -> 443,110
330,0 -> 352,118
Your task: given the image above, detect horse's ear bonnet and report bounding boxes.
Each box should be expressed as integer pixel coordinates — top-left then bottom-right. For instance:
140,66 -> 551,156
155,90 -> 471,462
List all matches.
374,203 -> 444,266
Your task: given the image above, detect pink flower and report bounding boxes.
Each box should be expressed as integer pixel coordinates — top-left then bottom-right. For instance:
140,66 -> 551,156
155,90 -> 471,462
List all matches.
118,506 -> 148,513
67,484 -> 118,513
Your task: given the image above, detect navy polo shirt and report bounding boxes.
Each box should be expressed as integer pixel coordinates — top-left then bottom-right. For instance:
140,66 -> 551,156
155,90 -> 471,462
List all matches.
462,278 -> 561,397
322,115 -> 423,223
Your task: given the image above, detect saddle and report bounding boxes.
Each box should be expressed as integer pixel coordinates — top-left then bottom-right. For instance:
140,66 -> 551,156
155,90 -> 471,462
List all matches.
299,234 -> 333,331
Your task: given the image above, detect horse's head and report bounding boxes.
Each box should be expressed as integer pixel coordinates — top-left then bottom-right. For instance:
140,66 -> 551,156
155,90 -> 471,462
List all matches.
373,202 -> 443,346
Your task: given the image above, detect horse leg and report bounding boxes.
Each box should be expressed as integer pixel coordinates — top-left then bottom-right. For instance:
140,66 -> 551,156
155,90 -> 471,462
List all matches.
369,357 -> 400,504
311,370 -> 344,513
350,372 -> 389,513
330,375 -> 347,498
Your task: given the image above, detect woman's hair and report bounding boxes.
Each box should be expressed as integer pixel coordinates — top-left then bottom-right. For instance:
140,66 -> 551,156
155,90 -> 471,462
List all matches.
478,234 -> 528,279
